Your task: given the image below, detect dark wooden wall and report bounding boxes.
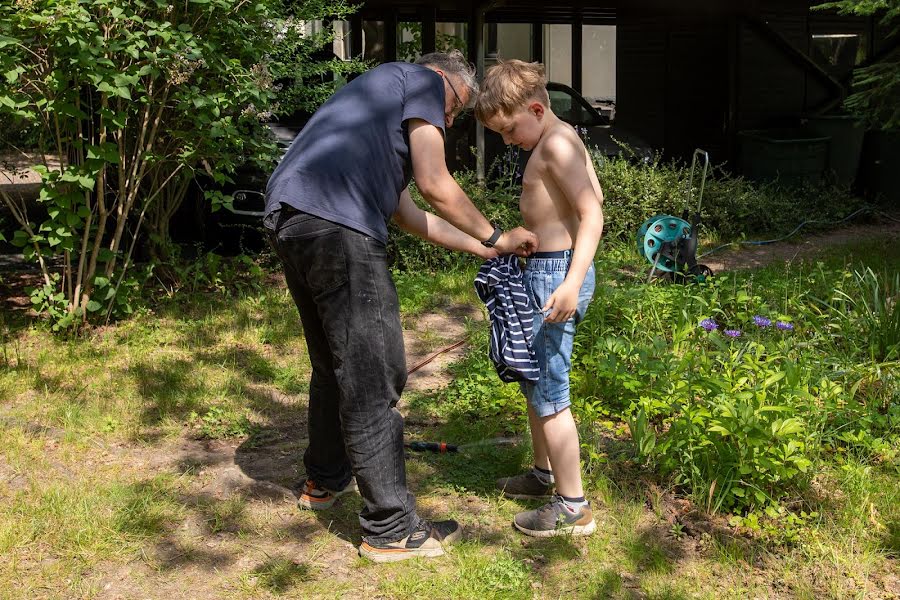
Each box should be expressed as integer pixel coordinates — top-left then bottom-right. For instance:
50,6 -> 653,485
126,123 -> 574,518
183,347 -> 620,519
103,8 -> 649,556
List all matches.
351,0 -> 893,166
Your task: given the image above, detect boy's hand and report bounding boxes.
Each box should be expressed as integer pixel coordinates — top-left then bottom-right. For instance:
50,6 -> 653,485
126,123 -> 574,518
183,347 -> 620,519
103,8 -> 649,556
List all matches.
542,280 -> 580,323
496,227 -> 538,257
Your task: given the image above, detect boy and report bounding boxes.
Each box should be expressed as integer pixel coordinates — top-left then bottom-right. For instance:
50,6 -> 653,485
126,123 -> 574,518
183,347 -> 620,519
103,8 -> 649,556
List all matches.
475,60 -> 604,537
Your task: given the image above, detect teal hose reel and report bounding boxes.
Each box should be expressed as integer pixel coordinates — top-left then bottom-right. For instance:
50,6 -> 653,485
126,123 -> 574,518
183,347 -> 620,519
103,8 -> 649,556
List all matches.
635,149 -> 714,282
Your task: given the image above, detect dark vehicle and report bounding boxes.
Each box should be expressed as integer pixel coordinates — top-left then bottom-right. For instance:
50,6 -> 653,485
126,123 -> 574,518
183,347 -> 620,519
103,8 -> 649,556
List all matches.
483,81 -> 653,183
546,82 -> 652,161
171,119 -> 306,253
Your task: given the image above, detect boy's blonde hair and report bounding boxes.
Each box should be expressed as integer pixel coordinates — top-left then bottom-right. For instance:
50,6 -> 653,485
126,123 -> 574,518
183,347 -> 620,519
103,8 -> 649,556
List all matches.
475,59 -> 550,123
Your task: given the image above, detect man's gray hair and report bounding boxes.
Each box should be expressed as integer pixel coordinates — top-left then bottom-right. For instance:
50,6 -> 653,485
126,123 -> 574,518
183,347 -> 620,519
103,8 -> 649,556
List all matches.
416,49 -> 479,107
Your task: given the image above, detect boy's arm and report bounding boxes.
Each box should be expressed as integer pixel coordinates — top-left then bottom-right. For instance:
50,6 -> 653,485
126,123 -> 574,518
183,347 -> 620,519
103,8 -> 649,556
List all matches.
393,187 -> 498,260
407,119 -> 538,256
541,134 -> 605,323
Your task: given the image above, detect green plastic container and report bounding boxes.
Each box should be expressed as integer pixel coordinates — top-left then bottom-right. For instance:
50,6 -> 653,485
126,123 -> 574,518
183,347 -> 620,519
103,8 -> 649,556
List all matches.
738,129 -> 830,186
806,115 -> 866,187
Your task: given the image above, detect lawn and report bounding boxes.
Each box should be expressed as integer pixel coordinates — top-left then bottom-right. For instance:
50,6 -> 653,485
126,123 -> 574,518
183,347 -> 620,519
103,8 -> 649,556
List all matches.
0,229 -> 898,599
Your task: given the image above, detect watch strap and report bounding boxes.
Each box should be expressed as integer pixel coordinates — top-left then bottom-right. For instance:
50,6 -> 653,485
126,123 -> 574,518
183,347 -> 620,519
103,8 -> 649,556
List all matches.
482,225 -> 503,248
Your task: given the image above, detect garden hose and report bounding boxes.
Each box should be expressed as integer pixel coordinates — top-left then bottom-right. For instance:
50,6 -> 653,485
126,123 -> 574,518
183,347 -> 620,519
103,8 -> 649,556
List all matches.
698,207 -> 899,259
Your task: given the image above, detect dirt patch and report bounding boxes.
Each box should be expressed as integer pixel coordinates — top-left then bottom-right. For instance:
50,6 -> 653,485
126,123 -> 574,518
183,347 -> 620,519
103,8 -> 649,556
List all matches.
402,304 -> 483,395
701,217 -> 900,273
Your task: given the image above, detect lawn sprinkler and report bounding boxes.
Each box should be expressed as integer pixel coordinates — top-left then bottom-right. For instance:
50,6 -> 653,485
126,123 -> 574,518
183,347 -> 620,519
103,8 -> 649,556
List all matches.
636,148 -> 714,283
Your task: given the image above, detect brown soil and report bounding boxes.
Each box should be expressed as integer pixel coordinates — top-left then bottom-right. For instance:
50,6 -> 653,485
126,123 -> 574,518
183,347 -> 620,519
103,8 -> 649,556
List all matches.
701,217 -> 900,273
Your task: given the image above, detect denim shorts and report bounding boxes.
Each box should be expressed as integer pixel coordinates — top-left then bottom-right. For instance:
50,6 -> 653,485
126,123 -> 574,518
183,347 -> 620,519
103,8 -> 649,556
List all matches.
520,251 -> 596,418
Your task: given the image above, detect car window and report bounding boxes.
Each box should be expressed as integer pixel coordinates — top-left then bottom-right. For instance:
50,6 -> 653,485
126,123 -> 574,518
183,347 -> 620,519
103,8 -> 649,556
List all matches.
549,89 -> 600,127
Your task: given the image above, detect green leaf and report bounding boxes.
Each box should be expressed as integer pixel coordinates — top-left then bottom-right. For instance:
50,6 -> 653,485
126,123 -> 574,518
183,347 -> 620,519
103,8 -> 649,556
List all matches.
793,457 -> 812,473
11,230 -> 29,247
708,425 -> 731,435
4,68 -> 22,83
86,300 -> 102,312
762,371 -> 786,389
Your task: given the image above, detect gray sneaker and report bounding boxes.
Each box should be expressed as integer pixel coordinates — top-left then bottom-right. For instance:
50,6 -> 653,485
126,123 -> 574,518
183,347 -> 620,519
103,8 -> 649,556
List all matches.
496,470 -> 555,500
513,495 -> 596,538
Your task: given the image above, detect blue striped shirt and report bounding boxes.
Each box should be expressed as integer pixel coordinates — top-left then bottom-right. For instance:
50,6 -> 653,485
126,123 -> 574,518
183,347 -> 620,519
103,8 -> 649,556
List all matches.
474,256 -> 540,383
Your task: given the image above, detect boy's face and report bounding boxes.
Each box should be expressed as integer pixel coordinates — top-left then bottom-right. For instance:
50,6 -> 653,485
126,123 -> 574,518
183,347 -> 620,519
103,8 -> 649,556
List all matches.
483,102 -> 545,151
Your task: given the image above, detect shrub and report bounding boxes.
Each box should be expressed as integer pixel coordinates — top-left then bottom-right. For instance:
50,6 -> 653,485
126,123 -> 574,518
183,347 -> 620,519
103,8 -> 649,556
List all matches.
593,153 -> 866,242
0,0 -> 362,330
573,259 -> 899,512
389,154 -> 864,273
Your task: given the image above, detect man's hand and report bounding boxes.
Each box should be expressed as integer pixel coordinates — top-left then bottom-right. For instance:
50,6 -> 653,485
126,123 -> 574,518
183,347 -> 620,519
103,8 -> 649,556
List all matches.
495,227 -> 538,257
541,280 -> 580,323
479,246 -> 501,260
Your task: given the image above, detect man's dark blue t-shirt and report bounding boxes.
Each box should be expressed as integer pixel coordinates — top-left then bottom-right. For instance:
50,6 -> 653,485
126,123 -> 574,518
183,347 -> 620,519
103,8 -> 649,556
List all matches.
264,62 -> 446,244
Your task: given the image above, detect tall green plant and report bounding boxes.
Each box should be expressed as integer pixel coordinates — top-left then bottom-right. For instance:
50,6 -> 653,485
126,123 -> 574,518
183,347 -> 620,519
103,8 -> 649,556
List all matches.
0,0 -> 362,329
814,0 -> 900,129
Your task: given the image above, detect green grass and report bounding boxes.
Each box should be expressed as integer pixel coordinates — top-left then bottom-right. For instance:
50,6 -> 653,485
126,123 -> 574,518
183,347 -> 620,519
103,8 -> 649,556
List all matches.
0,232 -> 898,598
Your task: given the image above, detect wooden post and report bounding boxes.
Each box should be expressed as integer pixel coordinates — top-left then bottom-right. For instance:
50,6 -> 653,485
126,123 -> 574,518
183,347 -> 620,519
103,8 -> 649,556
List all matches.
572,10 -> 583,93
471,5 -> 486,182
385,10 -> 398,62
422,7 -> 437,54
531,21 -> 543,62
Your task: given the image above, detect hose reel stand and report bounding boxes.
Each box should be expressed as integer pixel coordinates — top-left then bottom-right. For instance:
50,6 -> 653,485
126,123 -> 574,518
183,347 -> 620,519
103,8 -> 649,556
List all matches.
636,149 -> 714,283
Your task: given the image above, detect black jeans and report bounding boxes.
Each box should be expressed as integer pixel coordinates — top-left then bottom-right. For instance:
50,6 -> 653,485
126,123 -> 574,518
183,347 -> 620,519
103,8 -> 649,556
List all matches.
269,208 -> 416,545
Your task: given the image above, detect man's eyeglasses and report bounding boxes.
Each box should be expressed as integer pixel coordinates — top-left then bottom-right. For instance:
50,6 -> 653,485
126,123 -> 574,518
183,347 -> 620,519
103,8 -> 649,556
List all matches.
442,73 -> 466,119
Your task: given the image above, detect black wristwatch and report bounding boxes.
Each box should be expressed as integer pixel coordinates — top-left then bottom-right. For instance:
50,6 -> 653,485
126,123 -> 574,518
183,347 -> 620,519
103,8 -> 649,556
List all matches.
481,225 -> 503,248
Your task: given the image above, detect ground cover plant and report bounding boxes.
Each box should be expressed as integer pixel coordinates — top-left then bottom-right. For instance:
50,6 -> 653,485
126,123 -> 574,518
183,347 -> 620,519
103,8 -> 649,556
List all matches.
1,198 -> 898,597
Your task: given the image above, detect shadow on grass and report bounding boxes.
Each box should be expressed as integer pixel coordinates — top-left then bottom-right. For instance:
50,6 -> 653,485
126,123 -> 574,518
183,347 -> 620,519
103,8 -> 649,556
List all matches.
251,557 -> 315,594
112,473 -> 323,577
130,356 -> 207,425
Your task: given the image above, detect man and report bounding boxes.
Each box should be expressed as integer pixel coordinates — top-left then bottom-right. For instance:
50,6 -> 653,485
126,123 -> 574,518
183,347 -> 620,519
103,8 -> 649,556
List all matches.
264,50 -> 538,563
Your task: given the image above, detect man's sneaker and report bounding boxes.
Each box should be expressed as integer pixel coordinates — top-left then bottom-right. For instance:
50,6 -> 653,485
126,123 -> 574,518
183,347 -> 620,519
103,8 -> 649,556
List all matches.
496,470 -> 555,500
513,495 -> 596,538
297,477 -> 358,510
358,519 -> 462,563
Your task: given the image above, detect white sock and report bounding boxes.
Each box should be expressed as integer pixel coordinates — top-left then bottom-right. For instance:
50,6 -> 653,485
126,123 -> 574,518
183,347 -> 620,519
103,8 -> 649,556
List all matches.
532,466 -> 554,485
560,495 -> 589,511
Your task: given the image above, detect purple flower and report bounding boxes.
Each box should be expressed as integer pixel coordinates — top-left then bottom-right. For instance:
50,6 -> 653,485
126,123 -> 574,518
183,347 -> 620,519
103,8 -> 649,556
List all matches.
724,329 -> 742,338
700,319 -> 718,331
776,321 -> 794,331
753,315 -> 772,328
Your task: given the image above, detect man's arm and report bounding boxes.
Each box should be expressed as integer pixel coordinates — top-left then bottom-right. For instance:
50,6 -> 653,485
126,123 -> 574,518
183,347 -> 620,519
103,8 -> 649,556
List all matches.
393,188 -> 497,260
407,119 -> 538,256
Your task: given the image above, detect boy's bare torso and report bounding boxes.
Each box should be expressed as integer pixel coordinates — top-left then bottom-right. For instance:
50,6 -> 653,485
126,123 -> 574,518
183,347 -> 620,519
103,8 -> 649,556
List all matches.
520,121 -> 604,252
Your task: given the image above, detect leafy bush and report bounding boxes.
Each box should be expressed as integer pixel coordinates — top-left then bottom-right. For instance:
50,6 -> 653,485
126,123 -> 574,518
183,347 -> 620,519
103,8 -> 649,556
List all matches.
0,0 -> 362,330
572,257 -> 900,512
390,154 -> 864,272
593,153 -> 866,241
813,1 -> 900,130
